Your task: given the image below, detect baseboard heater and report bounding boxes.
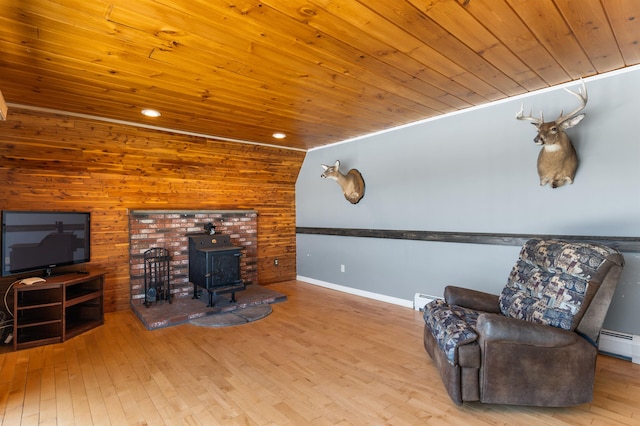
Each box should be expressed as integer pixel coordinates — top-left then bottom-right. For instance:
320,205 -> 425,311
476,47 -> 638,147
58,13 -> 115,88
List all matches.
598,329 -> 640,364
414,293 -> 441,311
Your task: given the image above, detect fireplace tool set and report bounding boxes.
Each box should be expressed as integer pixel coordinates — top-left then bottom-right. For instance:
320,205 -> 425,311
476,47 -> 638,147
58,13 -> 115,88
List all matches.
143,247 -> 172,307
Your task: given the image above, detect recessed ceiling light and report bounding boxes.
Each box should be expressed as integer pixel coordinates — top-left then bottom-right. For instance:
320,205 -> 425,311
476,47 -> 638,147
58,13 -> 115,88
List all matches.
272,132 -> 286,139
141,109 -> 161,117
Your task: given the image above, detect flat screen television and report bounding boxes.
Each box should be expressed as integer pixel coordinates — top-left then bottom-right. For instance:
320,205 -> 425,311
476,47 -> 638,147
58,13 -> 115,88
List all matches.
1,211 -> 91,277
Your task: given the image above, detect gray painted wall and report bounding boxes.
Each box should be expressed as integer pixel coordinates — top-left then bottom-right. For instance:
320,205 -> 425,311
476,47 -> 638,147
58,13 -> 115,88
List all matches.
296,67 -> 640,335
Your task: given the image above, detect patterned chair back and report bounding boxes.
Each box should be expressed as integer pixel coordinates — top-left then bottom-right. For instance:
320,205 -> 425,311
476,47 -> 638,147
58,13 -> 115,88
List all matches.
499,239 -> 624,342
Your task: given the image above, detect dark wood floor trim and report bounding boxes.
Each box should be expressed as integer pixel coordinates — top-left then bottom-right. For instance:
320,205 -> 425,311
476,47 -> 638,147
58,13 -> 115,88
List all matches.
296,227 -> 640,252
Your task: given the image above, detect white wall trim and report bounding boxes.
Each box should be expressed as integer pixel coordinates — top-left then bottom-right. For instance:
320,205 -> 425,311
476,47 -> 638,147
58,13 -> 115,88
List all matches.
297,276 -> 414,309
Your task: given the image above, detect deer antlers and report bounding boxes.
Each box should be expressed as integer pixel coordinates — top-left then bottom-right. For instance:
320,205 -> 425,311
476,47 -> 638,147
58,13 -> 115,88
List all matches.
557,80 -> 588,124
516,79 -> 587,126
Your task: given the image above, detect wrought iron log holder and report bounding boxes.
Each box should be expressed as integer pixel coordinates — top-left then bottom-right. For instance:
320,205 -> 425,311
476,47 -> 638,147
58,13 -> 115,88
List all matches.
144,247 -> 172,307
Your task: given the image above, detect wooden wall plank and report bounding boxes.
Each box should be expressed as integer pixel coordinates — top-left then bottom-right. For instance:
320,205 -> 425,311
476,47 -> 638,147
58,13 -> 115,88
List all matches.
0,109 -> 305,312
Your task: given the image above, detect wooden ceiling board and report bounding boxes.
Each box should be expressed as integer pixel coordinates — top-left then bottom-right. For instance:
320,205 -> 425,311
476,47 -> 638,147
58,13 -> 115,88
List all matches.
360,0 -> 510,101
460,0 -> 570,86
262,0 -> 480,107
506,0 -> 596,78
107,9 -> 376,107
104,1 -> 450,139
603,0 -> 640,65
164,0 -> 462,119
0,0 -> 638,150
3,37 -> 382,146
555,0 -> 625,72
406,0 -> 528,96
237,10 -> 457,112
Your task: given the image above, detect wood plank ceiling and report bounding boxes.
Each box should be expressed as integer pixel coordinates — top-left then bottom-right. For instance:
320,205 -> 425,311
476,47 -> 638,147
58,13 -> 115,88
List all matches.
1,0 -> 638,151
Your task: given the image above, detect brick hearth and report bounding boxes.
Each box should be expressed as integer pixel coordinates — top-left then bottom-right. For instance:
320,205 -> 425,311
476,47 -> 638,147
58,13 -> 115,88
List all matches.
129,210 -> 257,306
131,284 -> 286,330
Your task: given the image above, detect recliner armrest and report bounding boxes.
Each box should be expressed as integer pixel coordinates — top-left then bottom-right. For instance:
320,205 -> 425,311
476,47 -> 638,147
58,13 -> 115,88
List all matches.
444,286 -> 501,313
477,313 -> 580,347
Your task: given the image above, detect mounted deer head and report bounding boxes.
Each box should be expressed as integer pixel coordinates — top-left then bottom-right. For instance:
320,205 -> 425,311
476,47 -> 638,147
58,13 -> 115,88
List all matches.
320,160 -> 365,204
516,80 -> 587,188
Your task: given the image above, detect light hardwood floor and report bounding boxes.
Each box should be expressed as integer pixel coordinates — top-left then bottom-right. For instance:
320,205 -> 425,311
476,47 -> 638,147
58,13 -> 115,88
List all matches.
1,280 -> 639,425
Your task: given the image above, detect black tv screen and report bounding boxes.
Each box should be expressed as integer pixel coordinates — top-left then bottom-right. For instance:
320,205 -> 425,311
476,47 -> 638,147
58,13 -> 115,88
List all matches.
1,211 -> 91,277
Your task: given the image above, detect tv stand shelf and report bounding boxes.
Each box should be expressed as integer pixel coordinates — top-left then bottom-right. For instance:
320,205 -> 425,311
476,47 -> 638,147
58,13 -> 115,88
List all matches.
13,269 -> 106,351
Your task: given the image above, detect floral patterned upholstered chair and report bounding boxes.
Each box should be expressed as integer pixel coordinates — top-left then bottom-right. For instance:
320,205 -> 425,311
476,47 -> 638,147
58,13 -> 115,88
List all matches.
423,239 -> 624,406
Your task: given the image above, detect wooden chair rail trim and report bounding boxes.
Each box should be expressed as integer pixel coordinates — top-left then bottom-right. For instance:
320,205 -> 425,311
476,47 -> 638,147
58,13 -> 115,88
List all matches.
296,227 -> 640,252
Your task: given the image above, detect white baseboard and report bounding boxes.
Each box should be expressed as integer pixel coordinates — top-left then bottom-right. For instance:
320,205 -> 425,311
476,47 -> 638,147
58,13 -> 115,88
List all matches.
296,276 -> 414,309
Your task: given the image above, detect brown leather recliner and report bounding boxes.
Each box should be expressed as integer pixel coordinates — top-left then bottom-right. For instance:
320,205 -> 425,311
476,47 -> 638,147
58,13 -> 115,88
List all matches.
423,239 -> 624,407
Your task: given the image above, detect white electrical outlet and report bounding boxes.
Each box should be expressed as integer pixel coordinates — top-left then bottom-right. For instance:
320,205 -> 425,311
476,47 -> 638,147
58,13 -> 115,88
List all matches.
340,264 -> 345,272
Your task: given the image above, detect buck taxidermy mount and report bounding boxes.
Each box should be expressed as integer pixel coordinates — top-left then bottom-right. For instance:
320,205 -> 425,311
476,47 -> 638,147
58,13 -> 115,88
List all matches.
320,160 -> 365,204
516,80 -> 588,188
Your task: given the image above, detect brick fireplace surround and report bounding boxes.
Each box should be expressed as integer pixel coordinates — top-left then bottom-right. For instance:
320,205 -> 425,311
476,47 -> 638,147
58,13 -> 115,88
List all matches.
129,210 -> 258,306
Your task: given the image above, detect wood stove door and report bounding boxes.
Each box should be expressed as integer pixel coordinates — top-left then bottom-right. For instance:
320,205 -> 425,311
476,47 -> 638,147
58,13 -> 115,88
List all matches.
207,249 -> 242,289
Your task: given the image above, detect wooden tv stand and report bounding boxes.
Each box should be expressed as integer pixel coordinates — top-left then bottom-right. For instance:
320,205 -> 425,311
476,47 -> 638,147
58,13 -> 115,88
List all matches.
13,269 -> 105,351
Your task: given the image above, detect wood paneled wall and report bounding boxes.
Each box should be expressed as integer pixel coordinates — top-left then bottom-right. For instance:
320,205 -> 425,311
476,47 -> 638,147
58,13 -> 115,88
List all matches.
0,109 -> 305,312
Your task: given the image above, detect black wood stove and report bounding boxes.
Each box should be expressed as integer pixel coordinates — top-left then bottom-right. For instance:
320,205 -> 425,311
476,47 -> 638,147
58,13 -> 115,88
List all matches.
188,233 -> 245,307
